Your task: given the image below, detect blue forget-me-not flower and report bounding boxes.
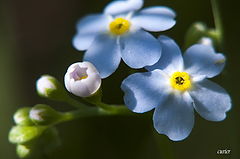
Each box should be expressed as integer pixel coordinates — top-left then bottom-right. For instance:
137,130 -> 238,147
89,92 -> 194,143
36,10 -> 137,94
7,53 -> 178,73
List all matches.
73,0 -> 176,78
121,35 -> 231,141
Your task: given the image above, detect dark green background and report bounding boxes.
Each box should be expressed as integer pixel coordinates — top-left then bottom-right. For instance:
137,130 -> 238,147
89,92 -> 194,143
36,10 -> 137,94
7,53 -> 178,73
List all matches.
0,0 -> 239,159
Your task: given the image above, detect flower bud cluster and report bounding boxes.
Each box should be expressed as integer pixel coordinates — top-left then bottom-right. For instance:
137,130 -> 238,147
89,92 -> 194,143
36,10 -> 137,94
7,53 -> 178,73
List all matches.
9,105 -> 62,158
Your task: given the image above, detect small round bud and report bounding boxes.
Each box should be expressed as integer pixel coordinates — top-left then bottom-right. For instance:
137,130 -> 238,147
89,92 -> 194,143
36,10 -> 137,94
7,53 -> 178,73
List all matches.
36,75 -> 56,96
185,22 -> 208,48
9,125 -> 47,144
64,62 -> 101,97
15,127 -> 61,158
36,75 -> 67,101
16,144 -> 31,158
29,104 -> 63,125
14,107 -> 34,126
41,127 -> 61,154
185,22 -> 222,49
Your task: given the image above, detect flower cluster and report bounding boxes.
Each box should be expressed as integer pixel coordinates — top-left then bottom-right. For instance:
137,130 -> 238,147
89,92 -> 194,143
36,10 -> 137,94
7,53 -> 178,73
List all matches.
10,2 -> 232,158
9,105 -> 62,158
71,0 -> 231,141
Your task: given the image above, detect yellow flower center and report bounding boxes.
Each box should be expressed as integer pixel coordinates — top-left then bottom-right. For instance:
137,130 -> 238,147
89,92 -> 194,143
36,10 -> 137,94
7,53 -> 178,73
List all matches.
77,75 -> 88,80
109,18 -> 131,35
170,72 -> 192,91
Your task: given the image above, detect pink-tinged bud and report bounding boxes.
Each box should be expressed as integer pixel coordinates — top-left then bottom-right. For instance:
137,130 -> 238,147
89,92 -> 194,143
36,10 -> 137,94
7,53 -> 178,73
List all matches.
64,62 -> 101,97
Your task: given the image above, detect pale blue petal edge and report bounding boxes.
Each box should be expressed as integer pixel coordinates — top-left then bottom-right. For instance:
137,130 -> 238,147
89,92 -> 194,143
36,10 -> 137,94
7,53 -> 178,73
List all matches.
120,29 -> 161,69
132,6 -> 176,32
121,69 -> 169,113
184,44 -> 226,78
83,34 -> 121,78
153,93 -> 194,141
104,0 -> 144,15
146,35 -> 183,74
73,14 -> 109,51
190,79 -> 231,121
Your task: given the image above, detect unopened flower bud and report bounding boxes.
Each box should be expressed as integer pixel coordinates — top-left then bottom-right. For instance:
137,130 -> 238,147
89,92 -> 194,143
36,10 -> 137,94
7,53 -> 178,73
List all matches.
184,22 -> 208,48
14,107 -> 34,126
64,62 -> 101,97
15,127 -> 61,158
9,125 -> 47,144
36,75 -> 68,101
16,144 -> 31,158
29,104 -> 63,125
41,127 -> 61,154
185,22 -> 222,49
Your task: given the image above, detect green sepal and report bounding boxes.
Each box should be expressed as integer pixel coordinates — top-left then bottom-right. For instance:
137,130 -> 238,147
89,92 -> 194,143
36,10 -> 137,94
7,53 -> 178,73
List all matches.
15,127 -> 61,158
37,75 -> 69,102
84,86 -> 102,105
16,144 -> 32,158
29,104 -> 64,126
40,127 -> 61,154
184,22 -> 208,49
9,125 -> 47,144
14,107 -> 34,126
184,22 -> 222,49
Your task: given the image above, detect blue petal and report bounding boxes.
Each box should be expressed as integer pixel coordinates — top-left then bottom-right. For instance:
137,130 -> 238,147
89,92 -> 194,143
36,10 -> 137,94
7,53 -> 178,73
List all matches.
83,34 -> 121,78
138,6 -> 176,17
104,0 -> 143,15
153,93 -> 194,141
184,44 -> 226,79
73,33 -> 97,51
146,36 -> 183,74
121,70 -> 169,113
120,30 -> 161,68
73,14 -> 109,51
76,14 -> 109,34
190,79 -> 231,121
132,6 -> 176,32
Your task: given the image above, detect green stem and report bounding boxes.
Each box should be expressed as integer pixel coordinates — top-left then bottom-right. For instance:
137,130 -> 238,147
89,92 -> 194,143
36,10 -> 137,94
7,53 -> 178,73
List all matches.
64,96 -> 89,109
60,93 -> 135,123
61,105 -> 135,123
62,108 -> 106,121
211,0 -> 224,45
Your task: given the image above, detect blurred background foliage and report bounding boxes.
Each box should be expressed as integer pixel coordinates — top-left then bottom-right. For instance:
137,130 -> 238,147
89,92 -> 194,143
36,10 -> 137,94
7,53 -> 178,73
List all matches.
0,0 -> 239,159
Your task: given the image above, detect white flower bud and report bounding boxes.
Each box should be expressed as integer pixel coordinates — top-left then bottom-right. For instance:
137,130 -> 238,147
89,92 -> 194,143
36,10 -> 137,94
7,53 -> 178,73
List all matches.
36,75 -> 57,97
14,107 -> 34,126
29,104 -> 63,125
64,62 -> 101,97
